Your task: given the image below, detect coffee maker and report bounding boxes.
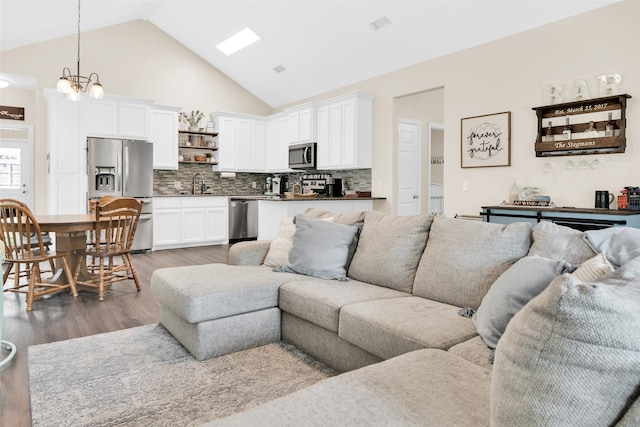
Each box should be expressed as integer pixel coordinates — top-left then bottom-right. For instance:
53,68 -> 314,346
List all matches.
325,177 -> 343,197
272,175 -> 287,196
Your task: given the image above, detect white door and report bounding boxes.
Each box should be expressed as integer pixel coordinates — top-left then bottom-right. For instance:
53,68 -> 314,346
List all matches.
0,129 -> 33,206
397,120 -> 421,216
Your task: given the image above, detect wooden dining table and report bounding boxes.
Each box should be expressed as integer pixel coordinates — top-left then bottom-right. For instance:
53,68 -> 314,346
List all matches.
35,213 -> 102,282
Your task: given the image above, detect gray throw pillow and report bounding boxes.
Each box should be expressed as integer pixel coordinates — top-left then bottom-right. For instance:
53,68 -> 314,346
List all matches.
347,211 -> 433,293
473,255 -> 571,349
276,214 -> 358,281
413,216 -> 532,309
585,227 -> 640,267
491,274 -> 640,427
528,221 -> 595,265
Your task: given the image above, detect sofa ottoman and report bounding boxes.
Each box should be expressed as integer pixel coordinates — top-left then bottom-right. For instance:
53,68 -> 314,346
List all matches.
151,264 -> 299,360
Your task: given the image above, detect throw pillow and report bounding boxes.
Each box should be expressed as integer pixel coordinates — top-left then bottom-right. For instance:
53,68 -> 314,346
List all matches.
263,216 -> 334,268
585,227 -> 640,267
473,255 -> 571,349
571,252 -> 615,282
347,211 -> 433,293
491,274 -> 640,426
528,221 -> 595,265
263,217 -> 295,267
276,214 -> 359,281
413,216 -> 532,310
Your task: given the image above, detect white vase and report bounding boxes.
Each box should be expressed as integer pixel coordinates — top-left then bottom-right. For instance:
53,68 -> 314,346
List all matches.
189,125 -> 199,132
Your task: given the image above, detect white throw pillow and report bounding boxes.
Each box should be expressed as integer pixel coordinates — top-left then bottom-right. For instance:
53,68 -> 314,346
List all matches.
572,252 -> 615,282
263,217 -> 295,267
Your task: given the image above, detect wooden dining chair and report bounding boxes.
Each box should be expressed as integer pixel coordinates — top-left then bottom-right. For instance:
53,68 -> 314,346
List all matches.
74,197 -> 143,301
0,198 -> 55,288
0,200 -> 78,311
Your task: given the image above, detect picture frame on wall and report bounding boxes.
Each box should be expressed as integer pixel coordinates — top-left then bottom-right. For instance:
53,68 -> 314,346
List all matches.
461,111 -> 511,168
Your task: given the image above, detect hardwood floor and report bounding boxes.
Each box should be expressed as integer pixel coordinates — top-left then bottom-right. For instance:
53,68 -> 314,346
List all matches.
1,245 -> 231,427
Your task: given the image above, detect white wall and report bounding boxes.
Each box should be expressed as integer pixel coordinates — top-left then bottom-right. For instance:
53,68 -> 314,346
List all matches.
0,20 -> 272,211
2,2 -> 640,216
280,0 -> 640,216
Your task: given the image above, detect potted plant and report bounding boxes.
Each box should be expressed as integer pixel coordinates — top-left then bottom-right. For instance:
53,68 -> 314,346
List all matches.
180,110 -> 204,132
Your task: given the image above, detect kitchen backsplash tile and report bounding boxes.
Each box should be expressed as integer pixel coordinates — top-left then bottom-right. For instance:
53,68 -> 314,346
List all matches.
154,164 -> 371,196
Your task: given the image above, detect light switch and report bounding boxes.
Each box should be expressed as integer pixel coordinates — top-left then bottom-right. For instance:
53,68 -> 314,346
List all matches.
462,180 -> 469,191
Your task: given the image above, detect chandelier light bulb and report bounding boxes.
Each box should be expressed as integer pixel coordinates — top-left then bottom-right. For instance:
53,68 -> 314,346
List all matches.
67,87 -> 81,101
90,81 -> 104,99
57,76 -> 71,94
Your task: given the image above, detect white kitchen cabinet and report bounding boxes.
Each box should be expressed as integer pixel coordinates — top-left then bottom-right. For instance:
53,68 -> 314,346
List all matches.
317,92 -> 373,170
265,113 -> 290,172
213,113 -> 266,172
257,199 -> 373,240
82,97 -> 152,140
151,105 -> 180,170
286,103 -> 316,145
153,196 -> 228,250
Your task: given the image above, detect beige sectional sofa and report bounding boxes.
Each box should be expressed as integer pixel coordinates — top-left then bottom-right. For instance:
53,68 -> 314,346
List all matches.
151,209 -> 640,426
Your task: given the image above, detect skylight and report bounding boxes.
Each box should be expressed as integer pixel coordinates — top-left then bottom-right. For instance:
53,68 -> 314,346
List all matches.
216,28 -> 261,56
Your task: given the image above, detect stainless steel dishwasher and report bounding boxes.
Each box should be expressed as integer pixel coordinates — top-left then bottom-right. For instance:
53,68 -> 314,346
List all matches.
229,198 -> 258,242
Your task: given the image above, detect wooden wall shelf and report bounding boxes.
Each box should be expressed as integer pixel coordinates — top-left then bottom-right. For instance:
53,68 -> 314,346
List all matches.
533,94 -> 631,157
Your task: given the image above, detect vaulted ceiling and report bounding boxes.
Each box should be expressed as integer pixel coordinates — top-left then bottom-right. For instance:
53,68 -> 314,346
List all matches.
0,0 -> 619,107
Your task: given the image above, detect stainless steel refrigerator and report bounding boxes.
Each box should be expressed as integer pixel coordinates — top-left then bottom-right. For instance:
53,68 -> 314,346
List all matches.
87,137 -> 154,252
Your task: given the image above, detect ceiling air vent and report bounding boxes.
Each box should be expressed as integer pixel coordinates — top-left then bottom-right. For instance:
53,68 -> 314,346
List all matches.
369,16 -> 392,31
273,65 -> 286,74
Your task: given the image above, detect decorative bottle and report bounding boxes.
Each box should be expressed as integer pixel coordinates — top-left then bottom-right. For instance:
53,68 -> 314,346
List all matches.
605,112 -> 616,137
509,180 -> 519,205
584,121 -> 599,138
544,121 -> 554,142
562,116 -> 572,140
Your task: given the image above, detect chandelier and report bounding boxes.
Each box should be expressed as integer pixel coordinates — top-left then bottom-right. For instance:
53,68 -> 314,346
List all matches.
56,0 -> 104,100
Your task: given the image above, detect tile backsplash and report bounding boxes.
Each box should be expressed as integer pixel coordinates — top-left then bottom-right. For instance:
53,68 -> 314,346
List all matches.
154,164 -> 371,196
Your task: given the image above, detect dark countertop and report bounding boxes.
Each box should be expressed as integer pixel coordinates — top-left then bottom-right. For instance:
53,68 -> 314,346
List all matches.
154,194 -> 384,201
482,205 -> 640,216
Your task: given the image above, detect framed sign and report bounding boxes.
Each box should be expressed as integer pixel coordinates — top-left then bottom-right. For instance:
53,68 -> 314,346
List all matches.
461,111 -> 511,168
0,106 -> 25,121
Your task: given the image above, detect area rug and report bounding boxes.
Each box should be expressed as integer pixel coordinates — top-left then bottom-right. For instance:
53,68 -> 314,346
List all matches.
28,323 -> 336,426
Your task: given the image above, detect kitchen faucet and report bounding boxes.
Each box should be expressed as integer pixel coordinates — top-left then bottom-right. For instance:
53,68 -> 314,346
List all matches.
192,173 -> 206,194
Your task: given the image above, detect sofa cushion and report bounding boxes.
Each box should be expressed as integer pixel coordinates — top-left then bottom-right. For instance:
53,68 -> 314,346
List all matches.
528,221 -> 595,264
202,349 -> 491,427
606,254 -> 640,281
585,226 -> 640,267
348,211 -> 433,293
277,215 -> 358,281
491,274 -> 640,427
571,252 -> 615,282
339,297 -> 478,360
151,264 -> 298,324
473,255 -> 571,349
447,336 -> 494,370
279,278 -> 409,333
617,396 -> 640,427
413,216 -> 531,310
301,207 -> 365,226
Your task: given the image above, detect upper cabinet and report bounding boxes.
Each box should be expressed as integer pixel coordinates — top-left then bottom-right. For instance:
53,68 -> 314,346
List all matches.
151,105 -> 181,170
213,113 -> 266,172
285,103 -> 316,145
317,92 -> 373,170
265,113 -> 290,172
83,96 -> 152,140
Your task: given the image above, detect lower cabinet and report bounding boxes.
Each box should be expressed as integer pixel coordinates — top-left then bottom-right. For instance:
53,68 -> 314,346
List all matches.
153,197 -> 228,250
258,199 -> 373,240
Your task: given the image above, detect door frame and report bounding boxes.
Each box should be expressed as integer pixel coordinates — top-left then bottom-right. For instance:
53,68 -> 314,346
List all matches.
0,124 -> 34,207
426,122 -> 444,215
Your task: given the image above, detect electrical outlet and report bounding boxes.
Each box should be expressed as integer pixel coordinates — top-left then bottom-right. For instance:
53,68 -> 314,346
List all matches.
252,181 -> 257,189
174,180 -> 182,189
462,180 -> 469,191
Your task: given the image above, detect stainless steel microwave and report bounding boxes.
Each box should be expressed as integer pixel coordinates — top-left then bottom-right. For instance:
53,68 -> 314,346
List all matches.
289,142 -> 316,169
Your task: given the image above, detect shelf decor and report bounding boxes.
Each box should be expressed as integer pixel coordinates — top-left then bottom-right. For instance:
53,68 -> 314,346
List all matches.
461,111 -> 511,168
180,110 -> 204,131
